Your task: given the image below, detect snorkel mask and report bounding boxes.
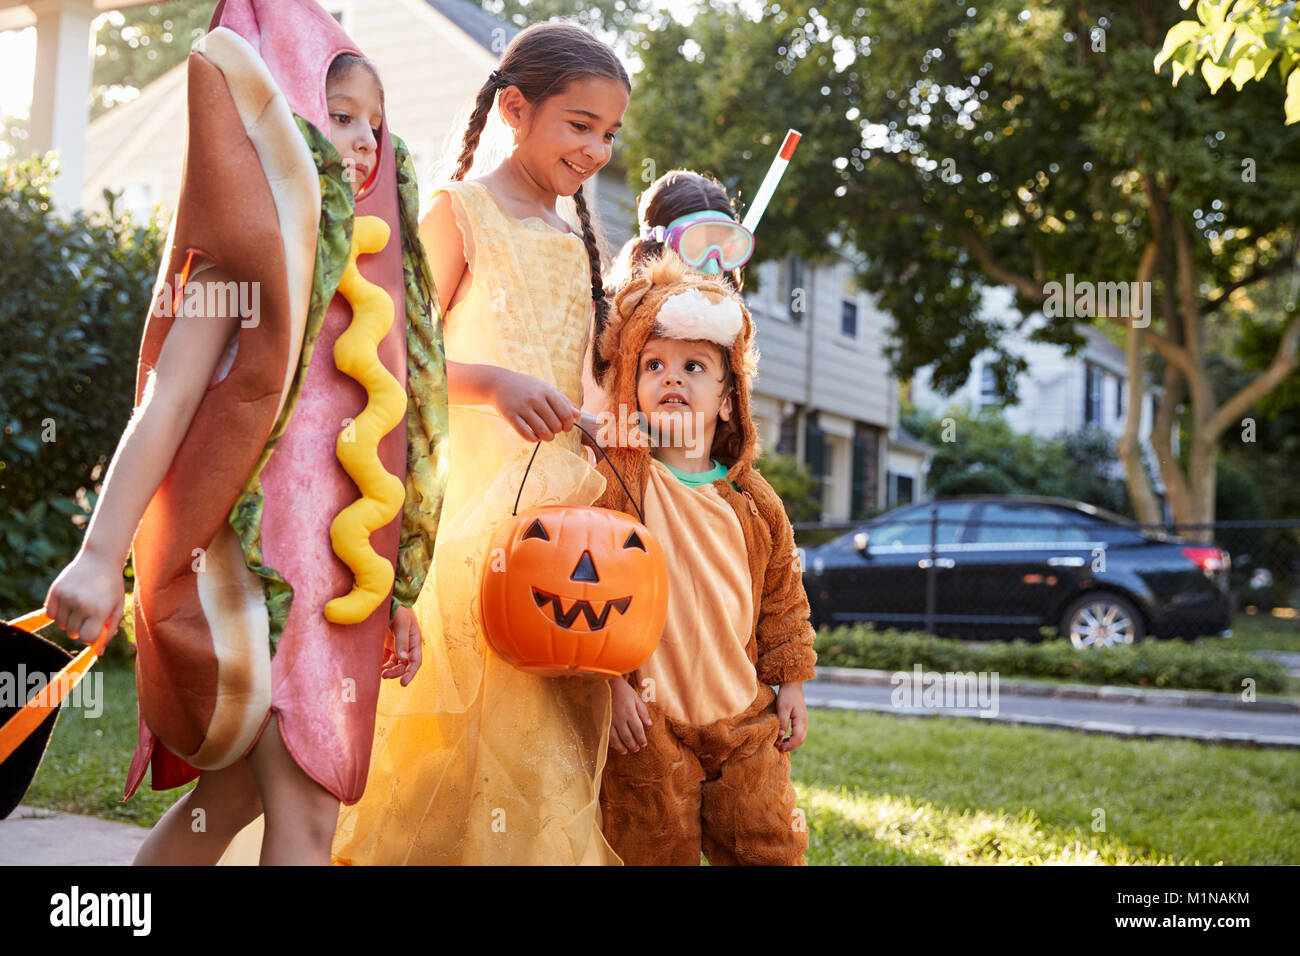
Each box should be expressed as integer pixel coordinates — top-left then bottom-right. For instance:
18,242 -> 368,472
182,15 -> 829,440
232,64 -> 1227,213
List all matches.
640,210 -> 754,275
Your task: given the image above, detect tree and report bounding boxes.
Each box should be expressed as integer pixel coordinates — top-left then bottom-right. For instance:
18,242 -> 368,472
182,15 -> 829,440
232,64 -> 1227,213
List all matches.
473,0 -> 644,35
620,0 -> 1300,536
0,110 -> 29,163
90,1 -> 215,117
900,401 -> 1130,510
1155,0 -> 1300,125
754,450 -> 822,522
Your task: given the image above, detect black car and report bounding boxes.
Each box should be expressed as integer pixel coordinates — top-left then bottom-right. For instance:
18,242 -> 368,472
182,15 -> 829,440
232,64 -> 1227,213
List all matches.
802,496 -> 1233,646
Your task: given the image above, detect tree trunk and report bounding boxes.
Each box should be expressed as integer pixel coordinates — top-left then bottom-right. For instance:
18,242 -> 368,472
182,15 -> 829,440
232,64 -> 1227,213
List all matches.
1185,436 -> 1219,544
1149,359 -> 1189,528
1118,323 -> 1163,525
1118,238 -> 1164,525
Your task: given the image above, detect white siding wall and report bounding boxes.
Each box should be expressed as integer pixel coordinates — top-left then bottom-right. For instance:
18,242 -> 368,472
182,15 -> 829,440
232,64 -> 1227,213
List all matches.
746,258 -> 811,405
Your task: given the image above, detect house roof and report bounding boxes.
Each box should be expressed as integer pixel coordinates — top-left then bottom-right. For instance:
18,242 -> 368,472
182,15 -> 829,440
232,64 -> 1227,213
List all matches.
425,0 -> 518,53
890,428 -> 933,456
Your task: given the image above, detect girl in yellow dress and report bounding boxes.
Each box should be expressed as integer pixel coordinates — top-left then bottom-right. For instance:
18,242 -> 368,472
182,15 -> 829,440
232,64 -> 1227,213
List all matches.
332,23 -> 630,865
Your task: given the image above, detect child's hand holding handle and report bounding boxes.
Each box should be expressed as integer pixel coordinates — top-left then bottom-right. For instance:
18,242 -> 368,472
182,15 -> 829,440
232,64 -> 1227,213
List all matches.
445,361 -> 580,443
488,367 -> 580,442
608,676 -> 652,755
44,548 -> 125,652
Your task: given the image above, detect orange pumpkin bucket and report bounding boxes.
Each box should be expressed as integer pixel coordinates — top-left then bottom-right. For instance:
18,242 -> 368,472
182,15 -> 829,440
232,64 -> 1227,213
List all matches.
481,426 -> 668,677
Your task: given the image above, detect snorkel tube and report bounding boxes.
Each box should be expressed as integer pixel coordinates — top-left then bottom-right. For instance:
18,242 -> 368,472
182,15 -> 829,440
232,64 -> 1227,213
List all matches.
742,129 -> 801,232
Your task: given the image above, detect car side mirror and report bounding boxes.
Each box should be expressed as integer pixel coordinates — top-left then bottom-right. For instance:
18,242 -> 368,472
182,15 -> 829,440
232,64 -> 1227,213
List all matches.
854,531 -> 870,556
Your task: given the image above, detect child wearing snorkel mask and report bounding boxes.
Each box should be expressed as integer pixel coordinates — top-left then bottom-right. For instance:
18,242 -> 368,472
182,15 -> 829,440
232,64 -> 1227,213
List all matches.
584,170 -> 754,413
606,169 -> 752,298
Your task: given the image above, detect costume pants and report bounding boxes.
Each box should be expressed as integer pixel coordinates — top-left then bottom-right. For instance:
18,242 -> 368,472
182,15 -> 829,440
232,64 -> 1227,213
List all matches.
600,683 -> 808,866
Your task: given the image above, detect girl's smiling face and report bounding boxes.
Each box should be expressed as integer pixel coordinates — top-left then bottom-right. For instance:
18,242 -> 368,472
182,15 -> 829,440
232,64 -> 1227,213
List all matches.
327,67 -> 384,196
500,75 -> 629,196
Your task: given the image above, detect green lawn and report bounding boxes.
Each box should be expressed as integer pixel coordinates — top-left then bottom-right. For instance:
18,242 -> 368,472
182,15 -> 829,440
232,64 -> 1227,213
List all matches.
22,659 -> 1300,865
22,661 -> 194,827
1213,611 -> 1300,653
793,709 -> 1300,865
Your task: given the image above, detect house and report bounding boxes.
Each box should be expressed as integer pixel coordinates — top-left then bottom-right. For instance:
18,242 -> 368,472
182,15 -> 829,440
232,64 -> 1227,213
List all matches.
741,249 -> 930,520
74,0 -> 928,522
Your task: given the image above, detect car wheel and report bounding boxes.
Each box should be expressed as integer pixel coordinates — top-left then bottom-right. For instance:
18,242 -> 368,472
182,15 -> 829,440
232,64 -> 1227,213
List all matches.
1059,592 -> 1145,649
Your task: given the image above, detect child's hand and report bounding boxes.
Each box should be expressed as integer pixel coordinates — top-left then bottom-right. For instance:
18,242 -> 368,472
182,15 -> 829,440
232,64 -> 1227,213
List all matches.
609,677 -> 652,755
44,549 -> 125,649
382,605 -> 422,685
490,368 -> 580,442
775,682 -> 808,752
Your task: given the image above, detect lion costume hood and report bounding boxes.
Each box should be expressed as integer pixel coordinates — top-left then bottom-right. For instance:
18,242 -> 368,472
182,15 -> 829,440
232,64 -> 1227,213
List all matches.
595,253 -> 760,472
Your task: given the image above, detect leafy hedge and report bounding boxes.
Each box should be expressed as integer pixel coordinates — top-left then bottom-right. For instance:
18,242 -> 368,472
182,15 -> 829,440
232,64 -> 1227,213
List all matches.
814,624 -> 1290,695
755,451 -> 822,523
0,156 -> 164,618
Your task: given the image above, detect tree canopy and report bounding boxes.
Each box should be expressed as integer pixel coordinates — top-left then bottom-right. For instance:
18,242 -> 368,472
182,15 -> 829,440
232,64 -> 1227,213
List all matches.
616,0 -> 1300,527
90,1 -> 216,117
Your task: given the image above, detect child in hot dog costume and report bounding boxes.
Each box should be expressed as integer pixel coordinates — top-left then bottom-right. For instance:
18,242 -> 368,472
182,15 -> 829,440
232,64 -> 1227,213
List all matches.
592,253 -> 816,865
45,0 -> 447,864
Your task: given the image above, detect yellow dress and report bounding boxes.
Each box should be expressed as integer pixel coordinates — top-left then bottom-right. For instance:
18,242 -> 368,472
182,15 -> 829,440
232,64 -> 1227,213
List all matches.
332,180 -> 619,865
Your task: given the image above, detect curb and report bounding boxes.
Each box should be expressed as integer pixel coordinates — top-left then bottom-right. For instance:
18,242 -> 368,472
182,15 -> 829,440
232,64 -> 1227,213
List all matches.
814,666 -> 1300,713
805,698 -> 1300,749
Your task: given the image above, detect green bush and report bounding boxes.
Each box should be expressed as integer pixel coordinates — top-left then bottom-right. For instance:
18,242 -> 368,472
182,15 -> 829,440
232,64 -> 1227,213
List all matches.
814,624 -> 1290,694
755,450 -> 823,523
0,155 -> 164,619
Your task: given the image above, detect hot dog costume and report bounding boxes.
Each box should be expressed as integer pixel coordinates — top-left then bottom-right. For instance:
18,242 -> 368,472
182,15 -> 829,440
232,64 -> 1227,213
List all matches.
123,0 -> 448,805
592,254 -> 817,865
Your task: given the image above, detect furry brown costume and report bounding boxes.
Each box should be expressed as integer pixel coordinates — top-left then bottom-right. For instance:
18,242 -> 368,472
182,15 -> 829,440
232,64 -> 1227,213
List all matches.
592,254 -> 817,865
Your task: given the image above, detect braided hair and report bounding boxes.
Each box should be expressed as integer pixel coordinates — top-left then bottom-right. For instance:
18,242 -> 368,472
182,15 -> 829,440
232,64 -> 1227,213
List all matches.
450,23 -> 630,380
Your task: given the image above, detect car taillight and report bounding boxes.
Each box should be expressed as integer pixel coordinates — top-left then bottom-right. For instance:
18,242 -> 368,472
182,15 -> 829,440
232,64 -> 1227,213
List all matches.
1182,546 -> 1229,575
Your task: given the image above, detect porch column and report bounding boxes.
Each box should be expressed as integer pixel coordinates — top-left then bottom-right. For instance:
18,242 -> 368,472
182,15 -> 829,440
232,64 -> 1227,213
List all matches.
28,0 -> 95,212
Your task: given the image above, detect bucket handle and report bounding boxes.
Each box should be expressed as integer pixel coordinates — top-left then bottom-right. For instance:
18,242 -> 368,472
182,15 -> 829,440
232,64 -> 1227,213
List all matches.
512,420 -> 645,525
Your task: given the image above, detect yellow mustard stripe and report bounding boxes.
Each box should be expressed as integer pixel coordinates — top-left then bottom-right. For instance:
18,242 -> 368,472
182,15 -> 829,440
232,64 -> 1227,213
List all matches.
325,216 -> 406,624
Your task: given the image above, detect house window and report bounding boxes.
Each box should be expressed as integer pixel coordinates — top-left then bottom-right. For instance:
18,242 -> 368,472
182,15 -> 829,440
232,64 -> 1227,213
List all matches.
888,471 -> 914,507
777,410 -> 799,457
1085,364 -> 1103,425
841,299 -> 858,337
841,270 -> 858,337
1116,376 -> 1126,419
980,364 -> 999,407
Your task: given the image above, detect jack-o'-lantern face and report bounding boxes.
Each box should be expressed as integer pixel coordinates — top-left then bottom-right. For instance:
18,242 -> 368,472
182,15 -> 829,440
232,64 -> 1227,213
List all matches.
481,506 -> 668,678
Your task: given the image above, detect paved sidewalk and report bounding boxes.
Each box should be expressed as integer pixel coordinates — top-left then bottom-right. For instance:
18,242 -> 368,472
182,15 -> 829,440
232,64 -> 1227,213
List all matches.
817,665 -> 1300,712
809,667 -> 1300,747
0,805 -> 146,866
